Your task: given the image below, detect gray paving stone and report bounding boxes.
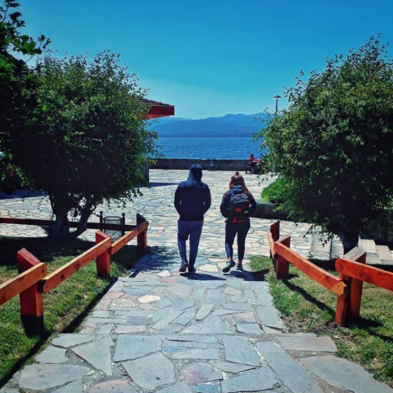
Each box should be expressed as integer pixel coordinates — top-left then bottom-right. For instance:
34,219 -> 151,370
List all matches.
52,380 -> 84,393
163,340 -> 220,349
157,299 -> 173,309
157,382 -> 193,393
236,323 -> 263,334
183,362 -> 222,385
276,336 -> 337,352
194,287 -> 206,302
122,352 -> 175,391
206,289 -> 225,305
128,316 -> 153,325
168,283 -> 194,297
256,306 -> 285,329
243,289 -> 257,302
71,336 -> 114,375
87,317 -> 129,324
182,317 -> 232,334
86,379 -> 138,393
52,334 -> 95,348
263,326 -> 284,335
164,335 -> 218,343
223,303 -> 254,312
256,287 -> 274,307
114,335 -> 162,361
212,309 -> 239,316
222,336 -> 260,366
221,367 -> 278,392
92,310 -> 110,318
97,323 -> 113,335
300,355 -> 393,393
114,309 -> 150,317
114,325 -> 146,334
196,304 -> 214,320
193,384 -> 221,393
172,348 -> 220,360
257,341 -> 323,393
212,361 -> 255,373
18,364 -> 90,391
232,312 -> 256,323
36,346 -> 68,364
224,286 -> 242,296
153,307 -> 173,323
200,281 -> 226,289
176,307 -> 196,325
170,296 -> 195,311
153,310 -> 183,330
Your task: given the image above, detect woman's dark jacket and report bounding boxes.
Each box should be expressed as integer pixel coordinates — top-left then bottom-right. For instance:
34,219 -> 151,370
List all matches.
220,187 -> 257,222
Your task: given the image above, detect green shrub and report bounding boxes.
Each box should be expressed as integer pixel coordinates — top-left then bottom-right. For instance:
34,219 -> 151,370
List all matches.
262,178 -> 287,204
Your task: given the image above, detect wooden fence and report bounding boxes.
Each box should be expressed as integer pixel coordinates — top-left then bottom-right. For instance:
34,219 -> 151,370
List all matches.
267,220 -> 393,326
0,214 -> 148,327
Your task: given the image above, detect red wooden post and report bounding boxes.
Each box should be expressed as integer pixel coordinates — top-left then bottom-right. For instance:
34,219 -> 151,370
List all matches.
271,220 -> 280,242
335,275 -> 350,327
349,251 -> 367,322
137,214 -> 148,251
17,249 -> 44,328
275,235 -> 290,279
334,247 -> 366,326
96,231 -> 111,278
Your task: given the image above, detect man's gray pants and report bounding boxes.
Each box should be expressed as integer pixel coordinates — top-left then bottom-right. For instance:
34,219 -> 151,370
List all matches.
177,220 -> 203,269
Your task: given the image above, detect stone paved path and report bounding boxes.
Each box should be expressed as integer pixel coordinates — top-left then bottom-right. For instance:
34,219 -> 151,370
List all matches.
1,170 -> 393,392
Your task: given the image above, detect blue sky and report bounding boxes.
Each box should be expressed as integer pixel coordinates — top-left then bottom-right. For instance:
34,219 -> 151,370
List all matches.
19,0 -> 393,119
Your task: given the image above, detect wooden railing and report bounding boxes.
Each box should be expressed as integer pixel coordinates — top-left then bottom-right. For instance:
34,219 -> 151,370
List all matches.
0,213 -> 148,328
267,221 -> 393,326
267,220 -> 393,326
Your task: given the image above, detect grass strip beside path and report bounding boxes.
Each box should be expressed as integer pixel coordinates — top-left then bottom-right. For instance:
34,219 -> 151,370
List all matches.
0,236 -> 141,386
250,256 -> 393,388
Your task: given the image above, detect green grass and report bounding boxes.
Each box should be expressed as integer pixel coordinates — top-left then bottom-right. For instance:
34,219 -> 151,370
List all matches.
0,236 -> 142,386
250,256 -> 393,387
261,178 -> 286,204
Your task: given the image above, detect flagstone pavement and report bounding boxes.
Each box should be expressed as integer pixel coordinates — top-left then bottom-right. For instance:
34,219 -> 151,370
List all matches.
1,170 -> 392,393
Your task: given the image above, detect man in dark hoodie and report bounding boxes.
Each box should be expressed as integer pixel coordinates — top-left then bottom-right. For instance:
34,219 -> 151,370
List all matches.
174,164 -> 211,273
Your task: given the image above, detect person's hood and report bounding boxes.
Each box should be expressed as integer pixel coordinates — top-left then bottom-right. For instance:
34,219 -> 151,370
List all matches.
186,164 -> 203,186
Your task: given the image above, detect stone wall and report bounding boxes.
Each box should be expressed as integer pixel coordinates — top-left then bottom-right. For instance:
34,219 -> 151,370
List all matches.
150,158 -> 247,171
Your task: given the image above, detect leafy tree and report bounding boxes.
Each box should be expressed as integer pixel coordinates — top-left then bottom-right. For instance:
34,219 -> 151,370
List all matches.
0,0 -> 49,191
9,51 -> 158,239
256,37 -> 393,252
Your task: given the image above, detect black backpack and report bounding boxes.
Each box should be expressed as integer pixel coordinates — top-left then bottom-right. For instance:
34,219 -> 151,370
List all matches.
230,186 -> 250,223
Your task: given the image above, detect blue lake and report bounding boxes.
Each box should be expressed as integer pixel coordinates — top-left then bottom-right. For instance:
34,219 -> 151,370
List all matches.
157,137 -> 264,159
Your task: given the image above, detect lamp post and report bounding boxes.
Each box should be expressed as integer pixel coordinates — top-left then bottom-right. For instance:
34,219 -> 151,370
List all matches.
273,95 -> 281,115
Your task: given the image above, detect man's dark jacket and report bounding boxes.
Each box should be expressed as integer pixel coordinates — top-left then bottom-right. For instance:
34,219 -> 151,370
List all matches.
174,164 -> 211,221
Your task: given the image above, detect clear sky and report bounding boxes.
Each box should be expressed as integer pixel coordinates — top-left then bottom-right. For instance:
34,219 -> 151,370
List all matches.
19,0 -> 393,119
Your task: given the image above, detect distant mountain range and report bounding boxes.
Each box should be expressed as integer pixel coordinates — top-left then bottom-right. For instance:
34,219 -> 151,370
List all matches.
148,112 -> 271,137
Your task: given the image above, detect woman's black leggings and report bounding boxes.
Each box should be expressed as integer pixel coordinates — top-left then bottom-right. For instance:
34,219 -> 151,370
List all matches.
225,220 -> 250,261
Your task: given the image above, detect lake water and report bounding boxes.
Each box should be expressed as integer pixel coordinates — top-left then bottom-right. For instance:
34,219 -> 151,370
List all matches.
157,137 -> 264,159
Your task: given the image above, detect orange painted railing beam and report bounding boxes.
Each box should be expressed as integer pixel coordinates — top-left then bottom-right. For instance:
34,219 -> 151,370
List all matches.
0,262 -> 46,306
41,237 -> 112,293
336,257 -> 393,292
274,241 -> 347,296
111,220 -> 148,255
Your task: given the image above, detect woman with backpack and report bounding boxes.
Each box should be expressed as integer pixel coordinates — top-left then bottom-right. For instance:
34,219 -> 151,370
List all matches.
220,172 -> 257,273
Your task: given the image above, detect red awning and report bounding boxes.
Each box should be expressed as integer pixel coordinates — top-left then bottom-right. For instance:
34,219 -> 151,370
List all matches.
143,99 -> 175,119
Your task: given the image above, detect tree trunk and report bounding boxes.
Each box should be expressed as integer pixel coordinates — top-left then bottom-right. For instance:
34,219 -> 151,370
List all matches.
48,198 -> 70,239
337,228 -> 359,255
48,196 -> 95,240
